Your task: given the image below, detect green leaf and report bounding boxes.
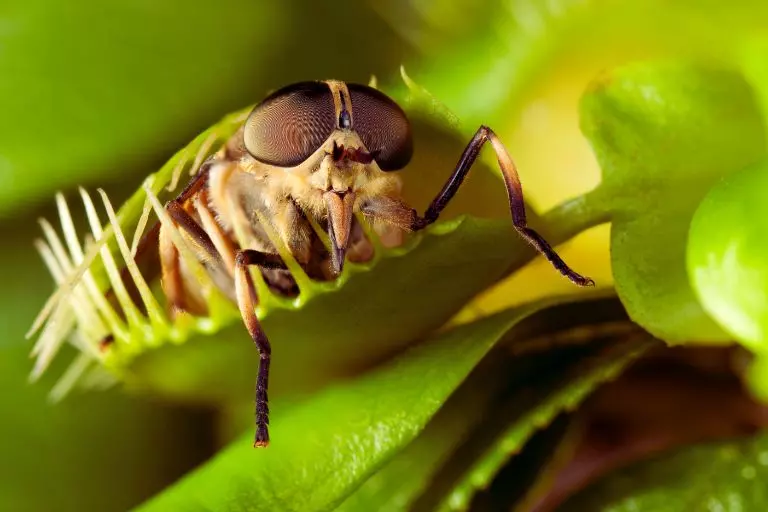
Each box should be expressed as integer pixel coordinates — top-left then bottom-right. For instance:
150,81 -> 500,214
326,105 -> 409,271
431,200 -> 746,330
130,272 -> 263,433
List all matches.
561,429 -> 768,511
580,60 -> 767,343
688,159 -> 768,353
687,158 -> 768,400
432,332 -> 651,512
335,344 -> 511,512
339,299 -> 651,512
135,299 -> 567,512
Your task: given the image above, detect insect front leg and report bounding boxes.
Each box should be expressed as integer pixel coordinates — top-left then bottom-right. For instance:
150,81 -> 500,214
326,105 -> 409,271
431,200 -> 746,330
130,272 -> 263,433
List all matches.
234,249 -> 287,447
411,125 -> 594,287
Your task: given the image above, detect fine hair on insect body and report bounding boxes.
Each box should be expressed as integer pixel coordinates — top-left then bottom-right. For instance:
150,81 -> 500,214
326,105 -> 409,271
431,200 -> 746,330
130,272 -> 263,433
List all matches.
30,79 -> 594,447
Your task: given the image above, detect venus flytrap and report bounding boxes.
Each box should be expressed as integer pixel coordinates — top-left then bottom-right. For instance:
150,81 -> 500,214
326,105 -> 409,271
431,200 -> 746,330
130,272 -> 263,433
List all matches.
27,76 -> 600,409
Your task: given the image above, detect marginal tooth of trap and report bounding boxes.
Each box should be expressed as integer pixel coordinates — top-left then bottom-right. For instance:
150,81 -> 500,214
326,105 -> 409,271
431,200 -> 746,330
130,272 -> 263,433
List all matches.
306,215 -> 333,253
62,221 -> 129,345
31,239 -> 70,358
38,218 -> 74,275
143,182 -> 218,298
80,188 -> 146,334
26,218 -> 113,340
35,238 -> 65,285
231,109 -> 250,124
31,239 -> 100,357
37,220 -> 105,351
355,212 -> 385,256
99,189 -> 168,330
56,193 -> 85,261
74,263 -> 129,344
54,194 -> 112,343
167,149 -> 190,193
49,351 -> 92,402
189,132 -> 217,177
30,302 -> 77,381
131,194 -> 154,257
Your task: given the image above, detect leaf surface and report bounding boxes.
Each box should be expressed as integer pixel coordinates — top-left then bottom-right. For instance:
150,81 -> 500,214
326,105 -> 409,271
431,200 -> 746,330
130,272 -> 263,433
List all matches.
562,430 -> 768,511
136,299 -> 571,512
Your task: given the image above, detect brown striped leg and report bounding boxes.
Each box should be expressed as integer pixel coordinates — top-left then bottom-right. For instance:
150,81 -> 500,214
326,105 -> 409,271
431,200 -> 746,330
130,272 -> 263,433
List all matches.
166,200 -> 223,264
164,192 -> 286,447
159,221 -> 191,313
131,159 -> 214,271
411,125 -> 594,287
234,249 -> 287,447
159,199 -> 230,312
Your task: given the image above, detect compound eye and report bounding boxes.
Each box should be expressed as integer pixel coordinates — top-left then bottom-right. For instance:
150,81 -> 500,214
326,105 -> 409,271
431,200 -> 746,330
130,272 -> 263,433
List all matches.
348,84 -> 413,171
244,82 -> 335,167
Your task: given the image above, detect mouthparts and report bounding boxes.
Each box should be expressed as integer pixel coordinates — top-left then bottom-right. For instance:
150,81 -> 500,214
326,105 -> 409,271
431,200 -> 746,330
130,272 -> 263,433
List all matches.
324,190 -> 356,274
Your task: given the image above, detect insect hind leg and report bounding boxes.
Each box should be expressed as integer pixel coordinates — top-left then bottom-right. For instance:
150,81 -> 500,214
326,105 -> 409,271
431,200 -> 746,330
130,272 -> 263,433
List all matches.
234,249 -> 287,448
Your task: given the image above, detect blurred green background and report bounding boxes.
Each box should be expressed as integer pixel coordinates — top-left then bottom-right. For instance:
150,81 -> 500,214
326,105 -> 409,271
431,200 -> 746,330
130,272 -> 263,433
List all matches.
3,1 -> 768,510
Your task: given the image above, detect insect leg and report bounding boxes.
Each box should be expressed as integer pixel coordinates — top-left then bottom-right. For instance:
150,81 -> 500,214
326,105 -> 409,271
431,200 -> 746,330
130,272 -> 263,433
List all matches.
118,158 -> 216,312
165,183 -> 285,446
174,158 -> 214,204
132,159 -> 214,269
166,201 -> 222,264
160,198 -> 233,312
158,221 -> 192,312
234,249 -> 287,448
412,125 -> 594,287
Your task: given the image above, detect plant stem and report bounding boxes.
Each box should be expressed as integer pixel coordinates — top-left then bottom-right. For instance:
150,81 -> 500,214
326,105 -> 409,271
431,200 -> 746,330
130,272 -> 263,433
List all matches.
541,188 -> 612,246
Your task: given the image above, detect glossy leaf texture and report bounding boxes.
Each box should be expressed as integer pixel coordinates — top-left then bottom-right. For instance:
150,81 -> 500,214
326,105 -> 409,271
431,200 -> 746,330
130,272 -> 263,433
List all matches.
561,430 -> 768,511
432,334 -> 650,511
688,159 -> 768,352
137,296 -> 646,512
687,159 -> 768,399
135,300 -> 556,511
580,61 -> 767,343
338,298 -> 650,512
